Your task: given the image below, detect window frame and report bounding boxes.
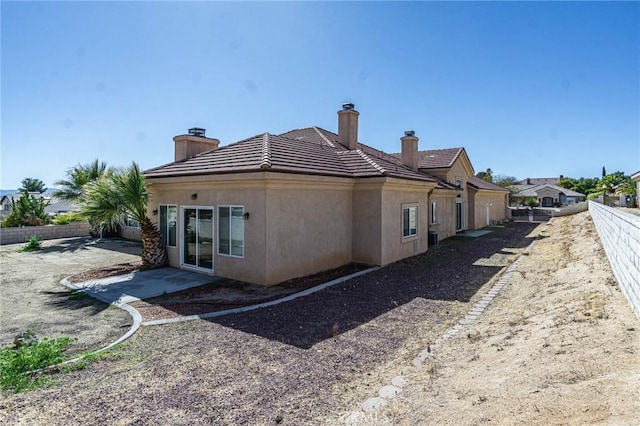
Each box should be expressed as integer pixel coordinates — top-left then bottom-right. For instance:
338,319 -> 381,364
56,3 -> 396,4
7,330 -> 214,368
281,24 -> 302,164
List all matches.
217,205 -> 245,258
430,201 -> 438,225
402,204 -> 418,239
159,204 -> 178,247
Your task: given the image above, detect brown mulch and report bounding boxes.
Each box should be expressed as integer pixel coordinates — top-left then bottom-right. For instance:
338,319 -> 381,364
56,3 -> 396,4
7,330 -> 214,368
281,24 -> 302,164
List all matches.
130,262 -> 371,321
66,262 -> 143,283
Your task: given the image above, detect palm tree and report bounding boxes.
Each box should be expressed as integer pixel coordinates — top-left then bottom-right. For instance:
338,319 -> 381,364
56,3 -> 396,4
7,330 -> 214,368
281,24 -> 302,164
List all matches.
53,159 -> 111,202
80,162 -> 167,268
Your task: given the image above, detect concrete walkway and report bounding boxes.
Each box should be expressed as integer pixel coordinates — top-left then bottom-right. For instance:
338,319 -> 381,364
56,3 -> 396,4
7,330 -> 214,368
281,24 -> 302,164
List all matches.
61,267 -> 217,306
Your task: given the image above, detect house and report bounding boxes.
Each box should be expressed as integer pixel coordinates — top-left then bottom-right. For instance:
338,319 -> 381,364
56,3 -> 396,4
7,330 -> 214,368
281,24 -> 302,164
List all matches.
143,104 -> 508,286
512,181 -> 586,207
0,192 -> 77,219
632,171 -> 640,207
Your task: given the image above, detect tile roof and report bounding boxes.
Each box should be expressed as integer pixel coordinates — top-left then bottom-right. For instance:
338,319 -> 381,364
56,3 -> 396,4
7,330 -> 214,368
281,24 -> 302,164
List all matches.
144,132 -> 436,183
519,177 -> 560,185
389,147 -> 465,169
467,176 -> 510,192
513,184 -> 585,197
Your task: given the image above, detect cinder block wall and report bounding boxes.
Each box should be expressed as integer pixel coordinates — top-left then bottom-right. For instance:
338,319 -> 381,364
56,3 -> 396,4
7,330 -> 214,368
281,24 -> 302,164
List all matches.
589,201 -> 640,318
0,222 -> 91,245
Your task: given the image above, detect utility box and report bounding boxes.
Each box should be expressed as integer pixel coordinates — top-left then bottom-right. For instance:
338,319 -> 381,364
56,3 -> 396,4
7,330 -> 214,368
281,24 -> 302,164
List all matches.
428,231 -> 439,247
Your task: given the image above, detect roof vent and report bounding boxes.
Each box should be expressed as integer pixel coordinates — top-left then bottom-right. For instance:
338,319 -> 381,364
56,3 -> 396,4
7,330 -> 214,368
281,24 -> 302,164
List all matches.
342,103 -> 355,111
188,127 -> 206,137
404,130 -> 415,137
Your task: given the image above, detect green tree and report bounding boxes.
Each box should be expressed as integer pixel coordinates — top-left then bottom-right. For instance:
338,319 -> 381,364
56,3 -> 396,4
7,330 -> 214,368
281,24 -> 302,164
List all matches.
1,190 -> 50,227
53,159 -> 111,202
493,175 -> 519,188
80,162 -> 167,268
18,178 -> 47,193
476,168 -> 493,182
601,171 -> 635,195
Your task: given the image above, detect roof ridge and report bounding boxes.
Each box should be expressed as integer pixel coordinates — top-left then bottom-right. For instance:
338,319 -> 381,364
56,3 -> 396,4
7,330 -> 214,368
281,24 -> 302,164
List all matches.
356,149 -> 387,175
260,133 -> 272,169
312,126 -> 336,148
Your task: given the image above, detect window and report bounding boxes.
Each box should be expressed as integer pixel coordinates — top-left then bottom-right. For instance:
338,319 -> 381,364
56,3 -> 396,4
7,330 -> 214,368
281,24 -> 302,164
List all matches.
402,205 -> 417,238
125,217 -> 139,228
431,201 -> 438,224
218,206 -> 244,257
159,205 -> 177,247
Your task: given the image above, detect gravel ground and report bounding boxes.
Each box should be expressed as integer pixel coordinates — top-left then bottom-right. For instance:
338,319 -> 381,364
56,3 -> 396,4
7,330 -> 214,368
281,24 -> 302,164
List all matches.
0,222 -> 541,424
0,238 -> 142,354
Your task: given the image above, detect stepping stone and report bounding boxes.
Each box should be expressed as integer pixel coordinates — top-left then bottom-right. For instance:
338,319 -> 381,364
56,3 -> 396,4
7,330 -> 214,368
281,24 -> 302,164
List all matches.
392,376 -> 408,388
362,397 -> 387,413
379,385 -> 402,399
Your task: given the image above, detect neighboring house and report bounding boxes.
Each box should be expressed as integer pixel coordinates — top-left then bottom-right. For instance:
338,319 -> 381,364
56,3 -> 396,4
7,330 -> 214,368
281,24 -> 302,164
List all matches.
632,171 -> 640,208
512,182 -> 586,207
519,177 -> 561,186
144,104 -> 509,286
0,192 -> 78,219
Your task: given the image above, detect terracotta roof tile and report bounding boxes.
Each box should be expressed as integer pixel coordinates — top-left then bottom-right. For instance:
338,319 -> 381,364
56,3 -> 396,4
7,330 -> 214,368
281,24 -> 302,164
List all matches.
144,131 -> 435,182
467,176 -> 510,192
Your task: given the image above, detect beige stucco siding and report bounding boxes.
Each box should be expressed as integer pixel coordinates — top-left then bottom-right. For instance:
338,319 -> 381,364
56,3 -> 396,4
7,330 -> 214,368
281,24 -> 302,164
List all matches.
263,179 -> 353,285
468,189 -> 509,229
429,189 -> 457,240
379,179 -> 435,265
146,174 -> 269,284
352,183 -> 383,265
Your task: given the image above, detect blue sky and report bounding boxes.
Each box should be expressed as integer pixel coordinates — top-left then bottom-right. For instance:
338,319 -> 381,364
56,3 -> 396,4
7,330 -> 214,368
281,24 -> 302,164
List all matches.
2,1 -> 639,190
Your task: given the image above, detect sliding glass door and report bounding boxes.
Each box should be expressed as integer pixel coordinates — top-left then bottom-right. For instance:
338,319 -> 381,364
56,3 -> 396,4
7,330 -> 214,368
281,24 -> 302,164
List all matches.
182,207 -> 214,271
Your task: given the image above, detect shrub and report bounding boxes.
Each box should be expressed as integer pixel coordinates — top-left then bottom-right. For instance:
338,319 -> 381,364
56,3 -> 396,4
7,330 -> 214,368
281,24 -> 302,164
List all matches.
0,190 -> 50,227
18,235 -> 43,252
53,212 -> 85,225
0,330 -> 74,393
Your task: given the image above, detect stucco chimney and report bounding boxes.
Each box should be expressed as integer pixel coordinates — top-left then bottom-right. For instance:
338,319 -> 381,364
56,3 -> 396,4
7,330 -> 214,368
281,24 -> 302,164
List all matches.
401,130 -> 419,170
338,103 -> 359,150
174,127 -> 220,162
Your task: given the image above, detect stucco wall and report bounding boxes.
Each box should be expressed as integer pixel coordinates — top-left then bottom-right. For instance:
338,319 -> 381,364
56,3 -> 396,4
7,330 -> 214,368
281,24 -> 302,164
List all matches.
352,183 -> 382,265
428,190 -> 457,241
468,190 -> 509,230
120,225 -> 141,241
264,180 -> 353,285
589,201 -> 640,318
379,180 -> 433,265
0,222 -> 90,245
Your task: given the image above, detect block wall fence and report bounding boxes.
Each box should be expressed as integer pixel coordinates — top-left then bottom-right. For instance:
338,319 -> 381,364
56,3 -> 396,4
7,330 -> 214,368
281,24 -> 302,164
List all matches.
0,222 -> 91,245
589,201 -> 640,318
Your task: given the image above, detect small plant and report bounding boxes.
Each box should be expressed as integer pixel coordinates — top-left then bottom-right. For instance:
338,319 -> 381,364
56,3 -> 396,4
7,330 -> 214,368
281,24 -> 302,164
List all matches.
53,212 -> 85,225
68,290 -> 89,300
18,235 -> 43,252
0,331 -> 74,393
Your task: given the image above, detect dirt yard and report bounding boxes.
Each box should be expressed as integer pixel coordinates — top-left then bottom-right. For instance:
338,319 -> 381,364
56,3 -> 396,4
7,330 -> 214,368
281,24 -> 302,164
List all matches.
0,213 -> 638,425
0,238 -> 141,354
354,211 -> 640,425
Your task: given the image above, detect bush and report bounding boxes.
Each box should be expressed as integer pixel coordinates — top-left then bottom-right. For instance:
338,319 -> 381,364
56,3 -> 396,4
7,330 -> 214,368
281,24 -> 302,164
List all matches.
0,330 -> 73,393
53,212 -> 85,225
18,235 -> 42,252
0,190 -> 50,228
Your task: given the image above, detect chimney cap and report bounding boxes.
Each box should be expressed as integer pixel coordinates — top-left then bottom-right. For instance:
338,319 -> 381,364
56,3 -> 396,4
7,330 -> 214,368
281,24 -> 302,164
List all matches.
342,102 -> 355,111
188,127 -> 206,137
404,130 -> 416,137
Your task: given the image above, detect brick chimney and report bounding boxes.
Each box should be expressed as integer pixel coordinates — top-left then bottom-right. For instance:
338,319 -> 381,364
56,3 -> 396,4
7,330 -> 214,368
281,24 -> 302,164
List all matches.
400,130 -> 419,170
174,128 -> 220,161
338,103 -> 359,150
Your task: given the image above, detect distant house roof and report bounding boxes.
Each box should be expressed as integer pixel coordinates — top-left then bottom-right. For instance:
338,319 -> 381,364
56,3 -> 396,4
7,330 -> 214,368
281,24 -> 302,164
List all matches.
631,170 -> 640,180
513,184 -> 585,198
467,176 -> 510,192
0,192 -> 77,215
144,131 -> 437,183
519,177 -> 560,185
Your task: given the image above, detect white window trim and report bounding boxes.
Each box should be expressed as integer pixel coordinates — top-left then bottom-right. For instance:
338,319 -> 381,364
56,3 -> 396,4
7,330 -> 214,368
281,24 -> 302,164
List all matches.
180,205 -> 215,274
430,201 -> 438,225
217,205 -> 245,258
159,204 -> 178,247
402,204 -> 418,240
